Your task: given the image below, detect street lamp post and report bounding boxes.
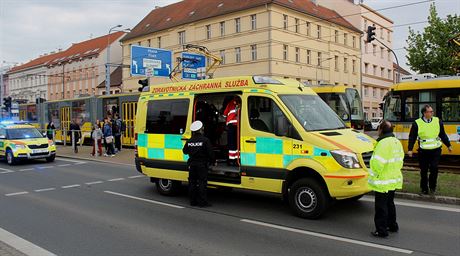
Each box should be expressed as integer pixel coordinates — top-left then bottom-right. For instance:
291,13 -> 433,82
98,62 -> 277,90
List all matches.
105,25 -> 122,96
315,57 -> 334,85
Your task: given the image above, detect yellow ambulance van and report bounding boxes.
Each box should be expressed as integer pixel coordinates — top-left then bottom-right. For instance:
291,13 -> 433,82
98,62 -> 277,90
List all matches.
134,76 -> 374,218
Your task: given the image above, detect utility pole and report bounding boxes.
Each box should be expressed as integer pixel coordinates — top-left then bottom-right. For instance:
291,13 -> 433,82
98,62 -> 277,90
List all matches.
106,25 -> 122,96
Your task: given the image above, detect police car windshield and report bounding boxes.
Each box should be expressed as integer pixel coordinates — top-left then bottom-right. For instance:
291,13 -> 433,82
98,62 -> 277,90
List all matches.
280,95 -> 346,131
7,128 -> 43,140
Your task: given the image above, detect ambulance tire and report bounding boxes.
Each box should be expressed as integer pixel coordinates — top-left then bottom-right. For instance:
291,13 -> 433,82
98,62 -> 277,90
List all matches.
6,149 -> 16,166
155,179 -> 181,196
289,178 -> 329,219
46,155 -> 55,162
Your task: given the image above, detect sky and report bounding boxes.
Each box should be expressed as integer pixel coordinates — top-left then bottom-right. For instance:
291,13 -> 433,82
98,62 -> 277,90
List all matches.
0,0 -> 458,72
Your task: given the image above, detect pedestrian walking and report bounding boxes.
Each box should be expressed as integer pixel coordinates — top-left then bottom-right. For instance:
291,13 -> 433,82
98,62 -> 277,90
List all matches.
68,119 -> 81,153
46,121 -> 55,140
91,123 -> 103,156
368,120 -> 404,238
103,119 -> 115,157
223,96 -> 240,166
113,114 -> 122,152
408,104 -> 452,195
182,121 -> 215,207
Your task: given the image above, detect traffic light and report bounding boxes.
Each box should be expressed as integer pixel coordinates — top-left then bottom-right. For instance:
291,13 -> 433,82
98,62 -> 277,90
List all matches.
366,26 -> 376,43
138,78 -> 149,92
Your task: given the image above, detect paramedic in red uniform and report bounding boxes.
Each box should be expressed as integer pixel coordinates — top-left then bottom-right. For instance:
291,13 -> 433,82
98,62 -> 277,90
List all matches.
223,96 -> 240,166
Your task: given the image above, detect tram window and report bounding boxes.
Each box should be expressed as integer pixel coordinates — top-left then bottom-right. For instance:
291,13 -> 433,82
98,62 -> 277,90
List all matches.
442,93 -> 460,122
47,103 -> 60,129
383,95 -> 401,121
146,99 -> 189,134
72,101 -> 90,124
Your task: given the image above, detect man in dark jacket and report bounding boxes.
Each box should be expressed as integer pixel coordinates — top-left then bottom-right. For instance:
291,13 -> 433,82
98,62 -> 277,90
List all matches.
68,119 -> 81,153
408,104 -> 452,195
183,121 -> 215,207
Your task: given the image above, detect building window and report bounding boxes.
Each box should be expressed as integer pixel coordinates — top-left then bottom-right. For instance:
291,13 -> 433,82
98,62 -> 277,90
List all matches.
235,47 -> 241,63
295,18 -> 299,33
372,44 -> 376,56
365,63 -> 369,74
251,45 -> 257,60
388,50 -> 391,61
388,69 -> 392,79
306,22 -> 311,36
387,31 -> 391,42
306,50 -> 311,64
147,39 -> 151,47
381,67 -> 385,77
352,59 -> 356,73
334,30 -> 339,43
334,55 -> 339,70
344,57 -> 348,72
380,47 -> 384,59
178,31 -> 186,45
206,25 -> 211,39
235,18 -> 241,33
283,15 -> 288,30
220,21 -> 225,36
157,37 -> 161,48
283,45 -> 288,61
220,50 -> 226,64
365,43 -> 368,53
295,47 -> 300,63
317,52 -> 322,66
317,25 -> 321,39
363,19 -> 368,32
380,27 -> 384,39
373,65 -> 377,76
364,86 -> 368,96
352,36 -> 356,48
373,88 -> 377,98
251,14 -> 257,30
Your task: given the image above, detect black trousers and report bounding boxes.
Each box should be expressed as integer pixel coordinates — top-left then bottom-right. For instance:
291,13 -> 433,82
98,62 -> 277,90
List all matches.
114,135 -> 122,151
188,163 -> 209,206
418,147 -> 441,191
374,190 -> 398,235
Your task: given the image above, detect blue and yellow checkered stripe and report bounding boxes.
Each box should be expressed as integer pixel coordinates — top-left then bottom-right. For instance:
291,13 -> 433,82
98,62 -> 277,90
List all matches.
240,137 -> 331,168
137,133 -> 188,162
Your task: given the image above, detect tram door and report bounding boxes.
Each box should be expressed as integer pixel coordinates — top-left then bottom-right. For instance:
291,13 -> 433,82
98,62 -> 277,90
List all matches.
60,107 -> 71,142
121,102 -> 137,146
19,109 -> 26,121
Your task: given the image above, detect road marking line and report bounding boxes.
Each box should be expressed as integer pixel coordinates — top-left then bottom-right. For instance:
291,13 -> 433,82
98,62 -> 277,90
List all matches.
85,181 -> 103,185
61,184 -> 81,189
128,175 -> 144,179
34,188 -> 56,192
104,191 -> 185,209
0,227 -> 57,256
0,167 -> 14,173
0,170 -> 14,174
18,168 -> 33,172
56,158 -> 86,164
361,197 -> 460,213
107,178 -> 125,182
241,219 -> 413,254
74,162 -> 85,165
5,192 -> 29,197
57,164 -> 71,167
38,166 -> 54,169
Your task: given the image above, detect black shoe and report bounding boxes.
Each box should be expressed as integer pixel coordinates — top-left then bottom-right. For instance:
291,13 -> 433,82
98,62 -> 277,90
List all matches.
198,202 -> 212,208
429,189 -> 436,195
387,227 -> 399,233
371,231 -> 388,238
420,190 -> 429,195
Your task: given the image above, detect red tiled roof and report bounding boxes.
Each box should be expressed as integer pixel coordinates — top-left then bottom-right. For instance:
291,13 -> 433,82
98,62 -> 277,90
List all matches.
8,51 -> 64,73
122,0 -> 360,42
48,31 -> 126,65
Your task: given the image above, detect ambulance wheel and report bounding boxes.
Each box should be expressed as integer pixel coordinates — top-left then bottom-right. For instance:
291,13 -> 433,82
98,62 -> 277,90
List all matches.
46,155 -> 55,162
6,149 -> 16,166
155,179 -> 181,196
289,178 -> 329,219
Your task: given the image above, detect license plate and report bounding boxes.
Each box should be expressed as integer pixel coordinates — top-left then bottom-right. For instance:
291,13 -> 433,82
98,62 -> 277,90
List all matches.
32,148 -> 48,154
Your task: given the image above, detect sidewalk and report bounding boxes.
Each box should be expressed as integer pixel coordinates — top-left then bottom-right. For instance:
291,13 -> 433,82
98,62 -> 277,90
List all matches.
55,145 -> 459,205
56,144 -> 135,166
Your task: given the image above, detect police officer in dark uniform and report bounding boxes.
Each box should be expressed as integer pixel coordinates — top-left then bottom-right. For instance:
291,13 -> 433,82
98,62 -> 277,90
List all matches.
183,121 -> 215,207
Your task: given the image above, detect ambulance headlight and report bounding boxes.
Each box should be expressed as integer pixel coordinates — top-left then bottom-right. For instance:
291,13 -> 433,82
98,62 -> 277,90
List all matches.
12,144 -> 26,150
330,150 -> 361,169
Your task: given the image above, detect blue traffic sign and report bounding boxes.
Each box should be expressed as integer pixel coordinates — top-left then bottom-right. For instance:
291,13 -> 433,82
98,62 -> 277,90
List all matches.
181,53 -> 206,80
131,45 -> 172,77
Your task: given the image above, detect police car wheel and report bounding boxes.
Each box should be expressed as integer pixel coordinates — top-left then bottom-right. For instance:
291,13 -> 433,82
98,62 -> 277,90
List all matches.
6,149 -> 16,166
289,178 -> 329,219
155,179 -> 181,196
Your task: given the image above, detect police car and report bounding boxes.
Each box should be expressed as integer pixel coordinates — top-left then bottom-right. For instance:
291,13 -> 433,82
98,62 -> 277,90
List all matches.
0,121 -> 56,165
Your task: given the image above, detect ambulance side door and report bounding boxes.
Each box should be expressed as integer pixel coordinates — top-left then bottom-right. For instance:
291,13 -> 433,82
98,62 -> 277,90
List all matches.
0,128 -> 6,156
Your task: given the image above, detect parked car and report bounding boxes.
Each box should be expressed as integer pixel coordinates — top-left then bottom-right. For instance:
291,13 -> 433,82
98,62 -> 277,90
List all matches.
371,118 -> 383,130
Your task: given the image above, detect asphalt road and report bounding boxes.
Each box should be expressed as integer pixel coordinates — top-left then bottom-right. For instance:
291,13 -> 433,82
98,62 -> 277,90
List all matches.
0,158 -> 459,256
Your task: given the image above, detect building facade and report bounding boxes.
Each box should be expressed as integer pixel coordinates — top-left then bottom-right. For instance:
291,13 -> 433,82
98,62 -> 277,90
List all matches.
47,32 -> 125,100
121,0 -> 362,92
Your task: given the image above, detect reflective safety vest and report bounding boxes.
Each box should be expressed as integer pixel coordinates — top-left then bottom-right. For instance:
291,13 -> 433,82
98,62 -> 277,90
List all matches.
368,136 -> 404,193
224,100 -> 239,125
415,117 -> 442,150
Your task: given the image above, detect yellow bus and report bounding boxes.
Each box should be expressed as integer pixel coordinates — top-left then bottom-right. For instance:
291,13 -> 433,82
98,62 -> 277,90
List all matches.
311,86 -> 365,130
134,76 -> 375,219
383,76 -> 460,156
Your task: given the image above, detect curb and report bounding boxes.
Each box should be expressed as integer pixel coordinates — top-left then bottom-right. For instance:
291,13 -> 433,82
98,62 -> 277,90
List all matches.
56,154 -> 460,206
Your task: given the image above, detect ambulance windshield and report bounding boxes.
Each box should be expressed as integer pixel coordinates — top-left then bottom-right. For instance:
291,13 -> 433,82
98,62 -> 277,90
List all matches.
280,95 -> 346,131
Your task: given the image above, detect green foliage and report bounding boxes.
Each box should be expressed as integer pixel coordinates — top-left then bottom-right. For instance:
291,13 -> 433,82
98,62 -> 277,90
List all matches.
405,3 -> 460,75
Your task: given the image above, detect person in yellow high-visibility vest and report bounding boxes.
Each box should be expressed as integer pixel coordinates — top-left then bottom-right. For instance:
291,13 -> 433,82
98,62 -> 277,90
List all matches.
369,120 -> 404,238
408,105 -> 452,195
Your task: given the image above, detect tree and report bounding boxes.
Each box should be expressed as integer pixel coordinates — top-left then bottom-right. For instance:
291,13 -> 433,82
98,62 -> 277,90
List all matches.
406,3 -> 460,75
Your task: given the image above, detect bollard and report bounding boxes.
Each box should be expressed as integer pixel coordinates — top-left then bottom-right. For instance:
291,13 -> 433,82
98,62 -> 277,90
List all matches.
94,136 -> 98,158
63,129 -> 67,146
72,130 -> 75,153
